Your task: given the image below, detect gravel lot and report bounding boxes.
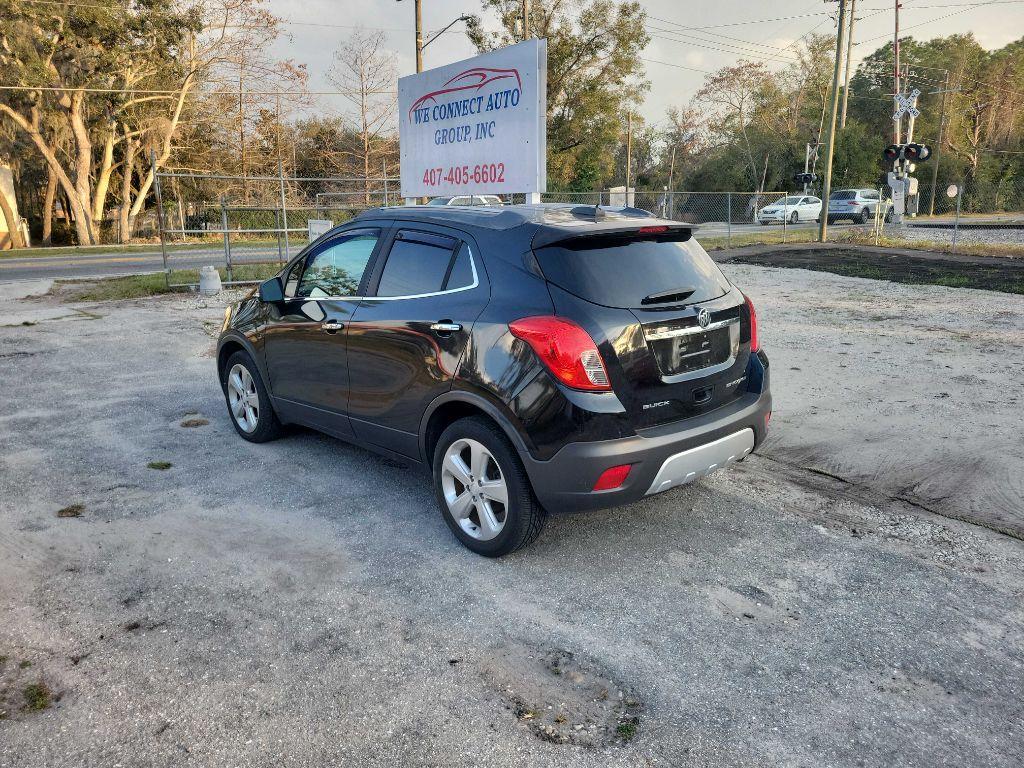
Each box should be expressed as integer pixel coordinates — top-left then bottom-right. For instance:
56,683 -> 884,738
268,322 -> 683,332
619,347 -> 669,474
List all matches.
902,223 -> 1024,247
1,266 -> 1023,767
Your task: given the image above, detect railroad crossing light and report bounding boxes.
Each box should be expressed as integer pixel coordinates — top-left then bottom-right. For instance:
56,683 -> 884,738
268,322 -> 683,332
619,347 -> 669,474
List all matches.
882,144 -> 902,162
793,172 -> 817,184
904,143 -> 932,162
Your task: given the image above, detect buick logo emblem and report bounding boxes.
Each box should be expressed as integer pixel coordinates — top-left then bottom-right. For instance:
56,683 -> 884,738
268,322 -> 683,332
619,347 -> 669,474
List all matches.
697,308 -> 711,328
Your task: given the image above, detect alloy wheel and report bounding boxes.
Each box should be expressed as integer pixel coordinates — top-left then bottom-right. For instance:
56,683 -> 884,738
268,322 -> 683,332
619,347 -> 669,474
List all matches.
227,362 -> 260,433
440,438 -> 509,541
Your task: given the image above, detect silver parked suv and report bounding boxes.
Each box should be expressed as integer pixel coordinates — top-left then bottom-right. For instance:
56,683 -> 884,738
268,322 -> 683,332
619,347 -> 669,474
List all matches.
827,188 -> 883,224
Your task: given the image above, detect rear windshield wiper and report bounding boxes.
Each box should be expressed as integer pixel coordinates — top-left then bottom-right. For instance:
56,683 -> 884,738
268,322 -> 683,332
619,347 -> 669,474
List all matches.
641,287 -> 695,305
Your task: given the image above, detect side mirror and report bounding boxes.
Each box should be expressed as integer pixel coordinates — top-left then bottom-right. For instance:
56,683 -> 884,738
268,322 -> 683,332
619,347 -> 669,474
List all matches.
258,276 -> 284,303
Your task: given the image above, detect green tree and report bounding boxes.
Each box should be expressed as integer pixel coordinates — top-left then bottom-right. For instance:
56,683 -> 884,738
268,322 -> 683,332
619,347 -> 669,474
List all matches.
467,0 -> 649,189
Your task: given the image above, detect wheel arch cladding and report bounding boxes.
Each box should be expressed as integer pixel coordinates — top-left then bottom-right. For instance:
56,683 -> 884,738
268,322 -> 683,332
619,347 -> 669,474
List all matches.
420,393 -> 529,466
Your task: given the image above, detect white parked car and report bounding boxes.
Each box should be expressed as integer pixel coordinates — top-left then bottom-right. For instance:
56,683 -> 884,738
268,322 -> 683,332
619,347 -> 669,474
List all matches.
427,195 -> 504,207
757,195 -> 822,225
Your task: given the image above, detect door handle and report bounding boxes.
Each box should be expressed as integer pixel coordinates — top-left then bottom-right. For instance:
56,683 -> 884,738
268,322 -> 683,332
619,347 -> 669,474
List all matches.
321,321 -> 344,333
430,321 -> 462,334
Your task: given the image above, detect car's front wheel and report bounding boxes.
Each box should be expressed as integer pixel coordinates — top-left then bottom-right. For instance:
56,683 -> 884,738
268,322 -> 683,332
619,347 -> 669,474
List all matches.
222,350 -> 282,443
789,211 -> 799,224
432,416 -> 545,557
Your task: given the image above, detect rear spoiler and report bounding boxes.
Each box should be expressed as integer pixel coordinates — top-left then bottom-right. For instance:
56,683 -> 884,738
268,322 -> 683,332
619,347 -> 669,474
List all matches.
531,221 -> 697,250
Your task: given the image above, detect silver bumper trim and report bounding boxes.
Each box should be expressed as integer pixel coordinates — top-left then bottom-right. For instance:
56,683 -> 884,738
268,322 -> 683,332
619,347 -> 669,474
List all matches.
645,428 -> 754,495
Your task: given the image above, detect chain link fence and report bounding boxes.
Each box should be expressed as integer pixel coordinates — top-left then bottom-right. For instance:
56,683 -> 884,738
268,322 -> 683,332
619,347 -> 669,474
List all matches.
154,170 -> 401,287
153,171 -> 1023,288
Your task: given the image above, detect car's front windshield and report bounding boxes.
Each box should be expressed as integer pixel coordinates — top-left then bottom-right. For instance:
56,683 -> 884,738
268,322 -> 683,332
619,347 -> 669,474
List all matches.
779,196 -> 803,205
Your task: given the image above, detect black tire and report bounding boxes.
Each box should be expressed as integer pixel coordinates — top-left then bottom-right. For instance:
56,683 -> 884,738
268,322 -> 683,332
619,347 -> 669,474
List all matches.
221,350 -> 282,443
432,416 -> 546,557
789,211 -> 799,224
856,208 -> 868,224
884,209 -> 893,223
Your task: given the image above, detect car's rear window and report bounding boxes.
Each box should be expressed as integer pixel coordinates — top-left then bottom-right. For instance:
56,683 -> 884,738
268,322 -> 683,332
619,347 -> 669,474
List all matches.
534,233 -> 731,309
831,191 -> 856,200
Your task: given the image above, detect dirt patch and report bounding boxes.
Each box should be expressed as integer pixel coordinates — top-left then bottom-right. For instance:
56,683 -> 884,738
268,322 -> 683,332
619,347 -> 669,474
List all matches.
483,646 -> 643,747
731,247 -> 1024,294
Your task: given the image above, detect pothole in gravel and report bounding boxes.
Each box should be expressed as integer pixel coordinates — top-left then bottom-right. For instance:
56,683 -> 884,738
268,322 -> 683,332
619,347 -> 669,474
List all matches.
483,646 -> 642,747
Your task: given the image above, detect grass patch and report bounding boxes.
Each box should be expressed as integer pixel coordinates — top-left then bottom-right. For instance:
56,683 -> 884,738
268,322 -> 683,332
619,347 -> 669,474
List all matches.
60,262 -> 280,302
18,660 -> 31,669
0,655 -> 8,667
616,717 -> 639,742
180,417 -> 209,428
22,683 -> 53,712
56,504 -> 84,518
147,461 -> 173,471
701,228 -> 1024,259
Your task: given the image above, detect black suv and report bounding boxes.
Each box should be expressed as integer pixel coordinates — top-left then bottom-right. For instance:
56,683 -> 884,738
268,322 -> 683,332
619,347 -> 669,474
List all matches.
217,204 -> 771,556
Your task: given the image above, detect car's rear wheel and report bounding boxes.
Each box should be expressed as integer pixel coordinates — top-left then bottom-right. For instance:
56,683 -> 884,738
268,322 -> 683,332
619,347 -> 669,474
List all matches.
432,416 -> 545,557
222,350 -> 282,443
856,208 -> 868,224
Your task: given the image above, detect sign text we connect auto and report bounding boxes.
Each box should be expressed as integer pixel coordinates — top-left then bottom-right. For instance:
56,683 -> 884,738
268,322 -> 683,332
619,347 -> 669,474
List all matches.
409,69 -> 523,146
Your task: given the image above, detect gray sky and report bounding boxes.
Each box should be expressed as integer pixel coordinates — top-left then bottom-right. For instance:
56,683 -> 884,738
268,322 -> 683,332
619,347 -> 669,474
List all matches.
267,0 -> 1024,125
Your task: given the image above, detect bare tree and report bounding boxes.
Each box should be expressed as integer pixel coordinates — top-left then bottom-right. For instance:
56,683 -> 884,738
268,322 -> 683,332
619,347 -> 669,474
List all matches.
328,30 -> 398,204
695,62 -> 774,190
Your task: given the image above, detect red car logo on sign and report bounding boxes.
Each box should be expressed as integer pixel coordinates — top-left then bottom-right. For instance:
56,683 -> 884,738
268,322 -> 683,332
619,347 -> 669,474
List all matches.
409,67 -> 522,120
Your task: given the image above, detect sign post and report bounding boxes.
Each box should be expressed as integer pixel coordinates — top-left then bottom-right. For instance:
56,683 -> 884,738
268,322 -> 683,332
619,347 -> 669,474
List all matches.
397,39 -> 547,202
947,184 -> 961,254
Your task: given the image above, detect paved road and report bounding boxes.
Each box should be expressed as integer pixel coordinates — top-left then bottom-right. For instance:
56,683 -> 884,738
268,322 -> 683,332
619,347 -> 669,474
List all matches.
0,222 -> 829,282
0,245 -> 289,282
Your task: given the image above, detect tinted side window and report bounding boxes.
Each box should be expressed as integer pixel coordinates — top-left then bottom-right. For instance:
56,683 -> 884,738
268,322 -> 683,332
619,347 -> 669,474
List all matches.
377,231 -> 458,297
283,258 -> 303,297
296,230 -> 379,298
445,243 -> 475,290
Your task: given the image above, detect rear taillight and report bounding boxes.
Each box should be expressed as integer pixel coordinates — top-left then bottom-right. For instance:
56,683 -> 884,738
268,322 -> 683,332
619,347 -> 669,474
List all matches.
744,294 -> 759,353
508,316 -> 611,392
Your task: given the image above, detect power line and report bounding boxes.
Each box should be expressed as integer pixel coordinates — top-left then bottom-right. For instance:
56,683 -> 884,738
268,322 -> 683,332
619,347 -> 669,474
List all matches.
0,84 -> 394,95
855,0 -> 1006,45
646,27 -> 803,65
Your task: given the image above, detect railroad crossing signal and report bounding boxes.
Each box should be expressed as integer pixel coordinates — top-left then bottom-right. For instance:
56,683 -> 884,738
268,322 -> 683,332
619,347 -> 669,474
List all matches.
882,143 -> 931,166
893,88 -> 921,119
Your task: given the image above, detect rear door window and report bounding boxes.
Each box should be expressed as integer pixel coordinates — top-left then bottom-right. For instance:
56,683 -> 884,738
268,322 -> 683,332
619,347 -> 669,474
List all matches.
534,233 -> 731,309
376,230 -> 460,297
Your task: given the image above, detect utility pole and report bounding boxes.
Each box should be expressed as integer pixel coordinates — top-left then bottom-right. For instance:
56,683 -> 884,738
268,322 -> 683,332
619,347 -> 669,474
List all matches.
893,0 -> 901,142
625,111 -> 633,205
818,0 -> 848,242
928,70 -> 950,216
523,0 -> 530,39
415,0 -> 423,72
840,0 -> 856,129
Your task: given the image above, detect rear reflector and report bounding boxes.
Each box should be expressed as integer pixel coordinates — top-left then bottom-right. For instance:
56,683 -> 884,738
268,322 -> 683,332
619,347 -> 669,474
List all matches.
508,316 -> 611,392
593,464 -> 631,491
744,294 -> 759,353
638,226 -> 669,234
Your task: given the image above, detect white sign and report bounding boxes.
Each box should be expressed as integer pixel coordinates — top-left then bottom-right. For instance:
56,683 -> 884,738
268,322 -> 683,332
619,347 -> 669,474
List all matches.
307,219 -> 333,242
893,89 -> 921,119
398,39 -> 547,199
946,184 -> 959,198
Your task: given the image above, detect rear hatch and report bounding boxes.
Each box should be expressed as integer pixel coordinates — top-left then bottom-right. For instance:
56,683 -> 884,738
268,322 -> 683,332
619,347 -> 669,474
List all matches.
534,228 -> 754,430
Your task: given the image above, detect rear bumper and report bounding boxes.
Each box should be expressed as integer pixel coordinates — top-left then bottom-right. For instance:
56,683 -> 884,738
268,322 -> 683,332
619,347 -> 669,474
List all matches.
522,372 -> 771,513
